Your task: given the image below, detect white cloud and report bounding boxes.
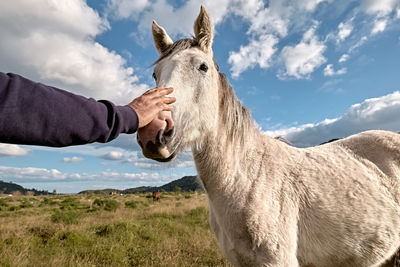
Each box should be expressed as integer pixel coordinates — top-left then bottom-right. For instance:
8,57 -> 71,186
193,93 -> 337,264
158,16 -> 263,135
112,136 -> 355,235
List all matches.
107,0 -> 151,19
63,156 -> 84,163
371,18 -> 388,34
124,149 -> 195,170
107,0 -> 333,78
229,0 -> 264,21
265,91 -> 400,147
133,0 -> 232,38
279,24 -> 327,79
25,134 -> 194,171
228,34 -> 278,78
110,0 -> 264,39
105,0 -> 400,79
323,64 -> 347,76
227,2 -> 290,77
349,36 -> 369,53
0,0 -> 148,105
362,0 -> 398,16
337,20 -> 353,42
338,54 -> 350,63
0,165 -> 178,185
318,79 -> 344,94
0,144 -> 29,157
108,0 -> 328,38
295,0 -> 331,11
100,151 -> 125,160
0,166 -> 66,181
227,0 -> 330,77
397,8 -> 400,18
323,64 -> 335,76
246,6 -> 289,37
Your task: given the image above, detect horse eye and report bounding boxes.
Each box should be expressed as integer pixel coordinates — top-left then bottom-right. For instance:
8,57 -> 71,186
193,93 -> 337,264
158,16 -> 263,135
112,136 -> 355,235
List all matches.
152,72 -> 157,80
199,63 -> 208,72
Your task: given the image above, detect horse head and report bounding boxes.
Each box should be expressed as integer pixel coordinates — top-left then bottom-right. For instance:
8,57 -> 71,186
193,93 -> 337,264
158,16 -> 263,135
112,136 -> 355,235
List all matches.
137,6 -> 220,162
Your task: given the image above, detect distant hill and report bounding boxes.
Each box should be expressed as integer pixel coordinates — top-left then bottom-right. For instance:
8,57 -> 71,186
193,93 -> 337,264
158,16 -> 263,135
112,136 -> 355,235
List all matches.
79,175 -> 203,195
121,186 -> 156,194
0,180 -> 50,195
157,176 -> 202,192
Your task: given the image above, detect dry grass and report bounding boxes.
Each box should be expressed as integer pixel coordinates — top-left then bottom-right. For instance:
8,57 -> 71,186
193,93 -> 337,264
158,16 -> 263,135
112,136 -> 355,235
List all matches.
0,192 -> 231,267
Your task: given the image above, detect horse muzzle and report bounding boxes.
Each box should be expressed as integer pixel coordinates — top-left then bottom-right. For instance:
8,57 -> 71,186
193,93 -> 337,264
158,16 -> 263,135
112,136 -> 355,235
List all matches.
137,111 -> 176,162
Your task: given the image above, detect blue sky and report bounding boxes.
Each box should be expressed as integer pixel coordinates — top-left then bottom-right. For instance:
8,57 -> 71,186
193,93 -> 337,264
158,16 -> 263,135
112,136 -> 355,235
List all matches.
0,0 -> 399,193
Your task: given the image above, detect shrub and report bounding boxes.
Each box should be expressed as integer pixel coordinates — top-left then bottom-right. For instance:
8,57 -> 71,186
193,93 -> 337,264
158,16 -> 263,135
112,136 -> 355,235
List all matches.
173,186 -> 182,193
93,198 -> 104,207
57,231 -> 95,248
188,206 -> 208,217
104,200 -> 119,212
59,197 -> 80,209
0,198 -> 9,207
8,205 -> 21,211
94,224 -> 113,236
41,197 -> 57,206
51,209 -> 82,224
125,201 -> 138,209
91,198 -> 119,211
19,200 -> 34,208
93,222 -> 130,238
29,224 -> 58,245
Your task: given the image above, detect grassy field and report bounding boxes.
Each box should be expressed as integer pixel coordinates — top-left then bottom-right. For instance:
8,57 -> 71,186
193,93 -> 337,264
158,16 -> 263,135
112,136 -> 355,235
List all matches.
0,192 -> 231,266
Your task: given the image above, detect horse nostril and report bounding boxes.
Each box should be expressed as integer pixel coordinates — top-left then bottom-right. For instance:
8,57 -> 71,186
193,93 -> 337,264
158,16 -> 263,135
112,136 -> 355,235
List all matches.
158,128 -> 174,146
164,128 -> 174,137
156,130 -> 164,145
165,117 -> 174,133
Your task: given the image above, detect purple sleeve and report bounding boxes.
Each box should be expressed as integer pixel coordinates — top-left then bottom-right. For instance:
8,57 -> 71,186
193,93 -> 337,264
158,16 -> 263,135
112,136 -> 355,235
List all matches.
0,72 -> 139,147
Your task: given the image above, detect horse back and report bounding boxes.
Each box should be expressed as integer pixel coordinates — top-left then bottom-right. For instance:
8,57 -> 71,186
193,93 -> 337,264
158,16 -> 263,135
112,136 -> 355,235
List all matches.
333,130 -> 400,205
335,130 -> 400,177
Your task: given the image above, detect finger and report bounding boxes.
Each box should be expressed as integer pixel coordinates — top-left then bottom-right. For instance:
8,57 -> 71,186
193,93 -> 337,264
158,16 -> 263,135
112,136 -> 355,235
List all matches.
154,87 -> 174,97
163,96 -> 176,104
143,88 -> 157,95
144,85 -> 165,95
162,104 -> 174,111
153,95 -> 175,104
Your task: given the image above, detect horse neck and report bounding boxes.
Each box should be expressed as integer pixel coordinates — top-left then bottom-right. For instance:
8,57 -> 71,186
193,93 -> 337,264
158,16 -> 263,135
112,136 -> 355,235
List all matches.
193,132 -> 260,192
192,74 -> 275,197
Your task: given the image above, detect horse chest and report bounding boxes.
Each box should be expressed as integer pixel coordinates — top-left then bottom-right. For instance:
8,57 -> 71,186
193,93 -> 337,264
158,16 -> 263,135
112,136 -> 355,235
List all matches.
208,193 -> 290,266
209,205 -> 259,266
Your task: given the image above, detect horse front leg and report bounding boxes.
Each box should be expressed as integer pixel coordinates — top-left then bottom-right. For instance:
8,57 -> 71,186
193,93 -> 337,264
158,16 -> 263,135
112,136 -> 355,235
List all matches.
253,226 -> 299,267
257,245 -> 299,267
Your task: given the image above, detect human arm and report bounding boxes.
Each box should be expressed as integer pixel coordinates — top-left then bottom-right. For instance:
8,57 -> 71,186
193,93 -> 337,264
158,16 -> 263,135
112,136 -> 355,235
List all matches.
0,72 -> 174,147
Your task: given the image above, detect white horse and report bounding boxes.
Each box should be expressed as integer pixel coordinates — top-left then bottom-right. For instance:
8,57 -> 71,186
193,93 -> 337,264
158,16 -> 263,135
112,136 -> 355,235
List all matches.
137,6 -> 400,267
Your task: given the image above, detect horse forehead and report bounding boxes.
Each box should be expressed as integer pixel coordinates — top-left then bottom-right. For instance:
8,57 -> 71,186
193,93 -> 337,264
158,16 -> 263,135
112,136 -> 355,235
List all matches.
158,48 -> 208,70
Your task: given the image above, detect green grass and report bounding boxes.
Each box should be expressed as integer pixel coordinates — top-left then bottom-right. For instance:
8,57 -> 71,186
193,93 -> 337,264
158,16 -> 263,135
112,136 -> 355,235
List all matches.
0,193 -> 231,266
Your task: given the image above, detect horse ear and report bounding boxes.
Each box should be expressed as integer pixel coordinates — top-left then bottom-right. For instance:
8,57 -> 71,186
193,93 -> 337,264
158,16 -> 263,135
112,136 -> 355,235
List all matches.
152,20 -> 173,55
194,5 -> 214,53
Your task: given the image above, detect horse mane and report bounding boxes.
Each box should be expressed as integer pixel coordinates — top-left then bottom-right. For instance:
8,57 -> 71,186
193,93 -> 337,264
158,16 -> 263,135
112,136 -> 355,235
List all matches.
154,38 -> 255,146
218,72 -> 255,146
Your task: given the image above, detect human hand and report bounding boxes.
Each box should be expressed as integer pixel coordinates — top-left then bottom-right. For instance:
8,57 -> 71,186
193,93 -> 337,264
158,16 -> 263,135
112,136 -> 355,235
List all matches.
128,85 -> 176,128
